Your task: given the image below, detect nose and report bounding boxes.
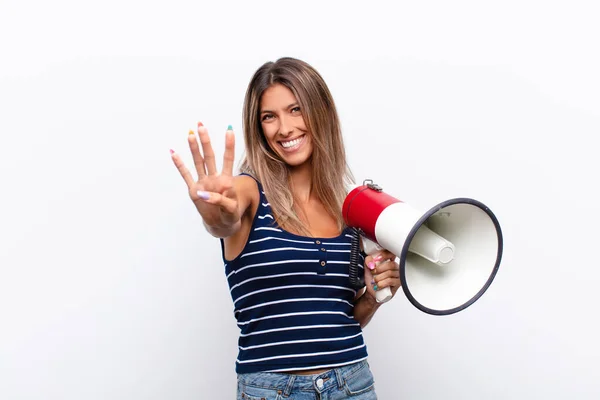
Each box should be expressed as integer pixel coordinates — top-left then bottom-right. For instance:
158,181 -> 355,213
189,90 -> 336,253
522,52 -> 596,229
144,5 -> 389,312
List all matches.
278,115 -> 293,137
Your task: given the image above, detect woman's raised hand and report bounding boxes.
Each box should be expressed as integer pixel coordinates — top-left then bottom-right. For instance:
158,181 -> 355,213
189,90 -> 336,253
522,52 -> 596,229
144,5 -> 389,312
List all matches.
171,123 -> 240,229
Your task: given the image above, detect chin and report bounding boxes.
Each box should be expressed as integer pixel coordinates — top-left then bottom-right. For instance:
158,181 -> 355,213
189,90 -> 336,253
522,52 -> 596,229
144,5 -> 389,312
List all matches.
283,153 -> 312,168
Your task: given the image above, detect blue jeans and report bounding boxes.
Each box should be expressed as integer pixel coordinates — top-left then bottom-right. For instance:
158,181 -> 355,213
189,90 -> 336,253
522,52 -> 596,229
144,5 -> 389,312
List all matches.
237,360 -> 377,399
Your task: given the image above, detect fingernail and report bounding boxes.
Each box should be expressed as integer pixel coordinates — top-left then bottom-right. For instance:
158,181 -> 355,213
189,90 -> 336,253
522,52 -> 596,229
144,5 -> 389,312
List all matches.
373,285 -> 378,291
188,129 -> 195,136
197,191 -> 210,200
373,254 -> 383,261
227,124 -> 233,131
367,262 -> 375,270
198,122 -> 204,127
371,279 -> 375,285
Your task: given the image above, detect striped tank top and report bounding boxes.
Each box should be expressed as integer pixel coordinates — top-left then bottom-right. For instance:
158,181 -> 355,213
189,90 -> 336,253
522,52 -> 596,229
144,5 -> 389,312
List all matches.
221,175 -> 368,374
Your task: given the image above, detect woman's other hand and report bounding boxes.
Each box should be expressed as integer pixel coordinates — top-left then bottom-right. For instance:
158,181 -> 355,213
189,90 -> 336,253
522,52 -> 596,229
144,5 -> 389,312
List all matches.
363,250 -> 401,301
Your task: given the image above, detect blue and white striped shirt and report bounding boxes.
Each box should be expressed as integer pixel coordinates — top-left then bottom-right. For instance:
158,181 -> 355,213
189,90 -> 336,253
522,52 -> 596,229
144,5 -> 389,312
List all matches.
221,175 -> 368,374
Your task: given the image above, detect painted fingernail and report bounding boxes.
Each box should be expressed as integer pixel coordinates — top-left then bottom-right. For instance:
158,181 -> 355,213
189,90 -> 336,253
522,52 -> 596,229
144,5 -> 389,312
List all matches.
373,285 -> 378,291
373,254 -> 383,261
198,122 -> 204,127
169,149 -> 174,154
197,191 -> 210,200
188,129 -> 195,136
227,124 -> 233,131
367,262 -> 375,270
371,279 -> 375,285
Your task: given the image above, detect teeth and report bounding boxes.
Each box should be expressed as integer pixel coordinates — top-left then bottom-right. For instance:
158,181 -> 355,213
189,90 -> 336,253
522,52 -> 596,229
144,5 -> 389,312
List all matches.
281,136 -> 303,148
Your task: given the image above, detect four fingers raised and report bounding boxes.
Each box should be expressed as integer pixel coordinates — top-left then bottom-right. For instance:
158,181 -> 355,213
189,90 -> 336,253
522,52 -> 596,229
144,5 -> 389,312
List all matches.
174,123 -> 236,183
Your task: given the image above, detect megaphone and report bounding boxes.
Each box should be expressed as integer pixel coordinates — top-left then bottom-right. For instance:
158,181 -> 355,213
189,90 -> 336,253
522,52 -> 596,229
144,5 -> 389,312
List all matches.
343,180 -> 503,315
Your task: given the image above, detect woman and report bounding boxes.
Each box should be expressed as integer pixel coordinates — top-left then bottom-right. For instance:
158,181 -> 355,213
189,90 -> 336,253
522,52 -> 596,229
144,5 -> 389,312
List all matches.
171,57 -> 401,399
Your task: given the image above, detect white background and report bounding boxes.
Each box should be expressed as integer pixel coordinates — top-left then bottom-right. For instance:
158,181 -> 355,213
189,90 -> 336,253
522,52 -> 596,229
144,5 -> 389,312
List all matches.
1,1 -> 599,399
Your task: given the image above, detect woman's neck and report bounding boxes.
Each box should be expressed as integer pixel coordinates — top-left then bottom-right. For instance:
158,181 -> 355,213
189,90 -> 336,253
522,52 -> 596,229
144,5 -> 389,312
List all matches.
288,162 -> 313,204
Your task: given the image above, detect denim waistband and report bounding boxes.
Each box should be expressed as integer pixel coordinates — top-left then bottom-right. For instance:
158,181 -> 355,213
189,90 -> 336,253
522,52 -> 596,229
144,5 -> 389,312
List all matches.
237,360 -> 369,396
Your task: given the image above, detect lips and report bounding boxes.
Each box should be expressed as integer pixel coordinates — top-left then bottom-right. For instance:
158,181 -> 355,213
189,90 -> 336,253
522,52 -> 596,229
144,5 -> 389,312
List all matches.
279,134 -> 305,152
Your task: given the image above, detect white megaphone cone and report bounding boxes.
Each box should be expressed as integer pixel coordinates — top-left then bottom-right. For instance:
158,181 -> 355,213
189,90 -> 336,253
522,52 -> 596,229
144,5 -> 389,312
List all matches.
343,180 -> 503,315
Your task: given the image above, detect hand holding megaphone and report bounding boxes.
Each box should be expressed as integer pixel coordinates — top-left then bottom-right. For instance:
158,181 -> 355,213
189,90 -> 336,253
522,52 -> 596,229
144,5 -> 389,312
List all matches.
361,236 -> 394,304
344,180 -> 503,315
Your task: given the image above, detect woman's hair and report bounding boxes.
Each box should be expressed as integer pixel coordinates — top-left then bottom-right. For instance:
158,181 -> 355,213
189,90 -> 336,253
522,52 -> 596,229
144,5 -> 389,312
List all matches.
240,57 -> 354,236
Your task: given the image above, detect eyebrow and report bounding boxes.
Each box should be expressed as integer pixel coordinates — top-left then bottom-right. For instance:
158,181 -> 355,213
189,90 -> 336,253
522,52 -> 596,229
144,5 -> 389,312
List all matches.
260,103 -> 299,114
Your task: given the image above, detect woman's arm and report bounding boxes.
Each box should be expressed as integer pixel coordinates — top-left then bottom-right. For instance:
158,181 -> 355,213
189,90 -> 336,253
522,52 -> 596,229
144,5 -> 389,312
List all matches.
353,289 -> 382,328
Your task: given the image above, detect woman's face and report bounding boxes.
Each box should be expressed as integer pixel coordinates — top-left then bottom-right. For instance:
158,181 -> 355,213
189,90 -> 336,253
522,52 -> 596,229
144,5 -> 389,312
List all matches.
259,83 -> 313,167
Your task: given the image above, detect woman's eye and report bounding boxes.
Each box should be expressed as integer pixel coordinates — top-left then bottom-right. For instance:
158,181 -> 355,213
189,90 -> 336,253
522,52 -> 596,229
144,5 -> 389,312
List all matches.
291,106 -> 301,113
261,114 -> 273,121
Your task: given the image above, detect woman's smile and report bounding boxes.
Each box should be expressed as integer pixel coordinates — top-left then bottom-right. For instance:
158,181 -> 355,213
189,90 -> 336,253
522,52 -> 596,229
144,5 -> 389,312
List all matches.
279,134 -> 306,152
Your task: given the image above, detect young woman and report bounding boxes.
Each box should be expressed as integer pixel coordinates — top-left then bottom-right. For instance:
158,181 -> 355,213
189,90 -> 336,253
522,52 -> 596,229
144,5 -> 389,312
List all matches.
171,57 -> 401,399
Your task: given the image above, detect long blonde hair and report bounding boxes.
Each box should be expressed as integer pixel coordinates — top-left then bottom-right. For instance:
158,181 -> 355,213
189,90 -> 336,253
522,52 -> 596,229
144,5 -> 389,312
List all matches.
240,57 -> 354,236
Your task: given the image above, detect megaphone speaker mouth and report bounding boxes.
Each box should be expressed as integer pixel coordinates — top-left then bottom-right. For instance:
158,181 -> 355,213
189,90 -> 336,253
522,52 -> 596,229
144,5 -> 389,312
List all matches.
398,198 -> 503,315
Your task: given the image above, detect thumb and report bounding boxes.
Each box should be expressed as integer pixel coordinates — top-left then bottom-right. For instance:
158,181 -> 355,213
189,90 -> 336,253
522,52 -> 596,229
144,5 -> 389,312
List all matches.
196,190 -> 238,216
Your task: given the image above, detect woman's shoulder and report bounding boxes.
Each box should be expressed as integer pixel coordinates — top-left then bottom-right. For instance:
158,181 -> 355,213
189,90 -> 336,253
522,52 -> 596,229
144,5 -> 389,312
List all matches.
233,173 -> 260,212
234,173 -> 260,191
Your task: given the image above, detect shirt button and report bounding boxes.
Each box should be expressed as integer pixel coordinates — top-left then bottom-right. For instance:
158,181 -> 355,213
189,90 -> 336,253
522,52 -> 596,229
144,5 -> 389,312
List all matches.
316,378 -> 324,389
320,261 -> 326,266
315,240 -> 321,245
320,248 -> 326,252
